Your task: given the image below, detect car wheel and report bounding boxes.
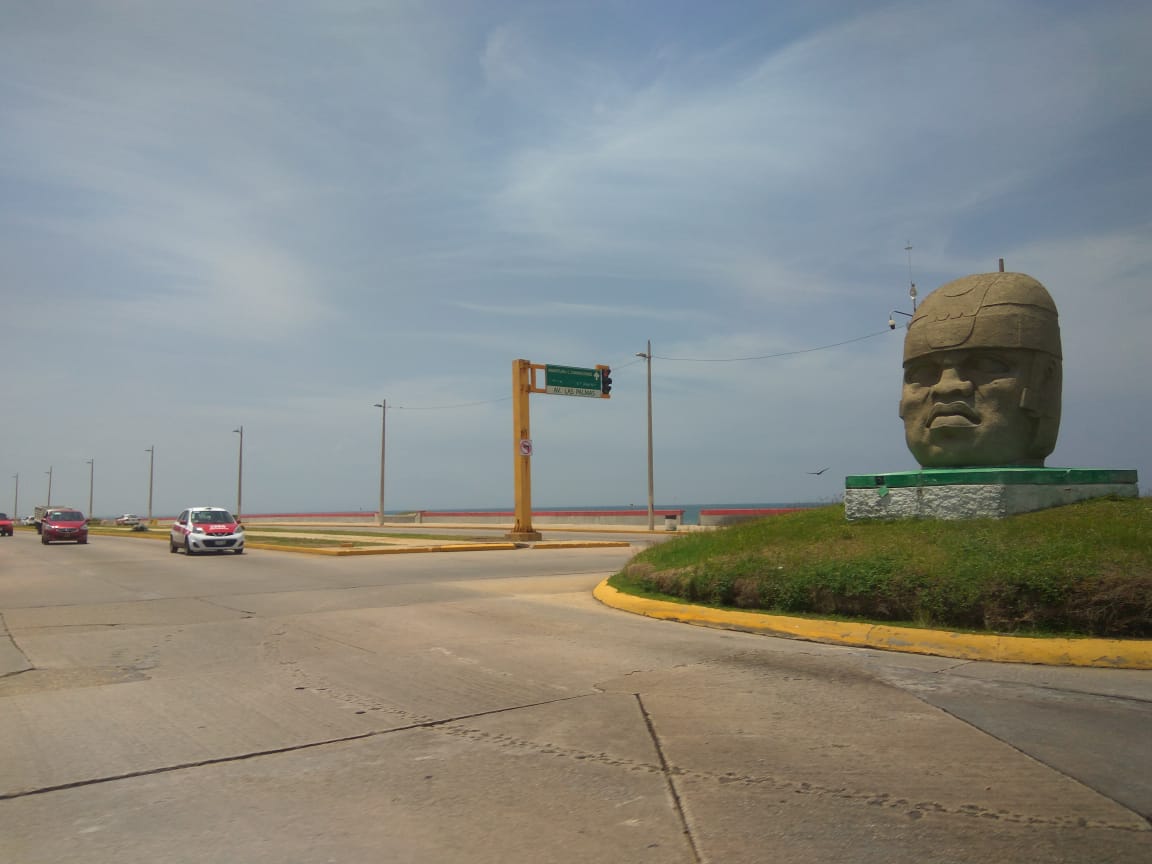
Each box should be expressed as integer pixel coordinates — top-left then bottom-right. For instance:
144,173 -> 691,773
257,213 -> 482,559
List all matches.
170,538 -> 178,553
79,538 -> 88,545
234,548 -> 244,555
41,534 -> 49,545
184,537 -> 195,556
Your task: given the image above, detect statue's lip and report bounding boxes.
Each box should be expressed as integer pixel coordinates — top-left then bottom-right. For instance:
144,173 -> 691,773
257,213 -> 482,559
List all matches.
928,402 -> 979,427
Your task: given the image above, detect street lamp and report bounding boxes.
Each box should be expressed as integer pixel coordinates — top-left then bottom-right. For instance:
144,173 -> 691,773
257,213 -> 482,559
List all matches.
86,459 -> 94,519
635,341 -> 655,531
145,446 -> 155,522
45,466 -> 53,508
233,426 -> 244,520
12,473 -> 18,520
373,401 -> 386,526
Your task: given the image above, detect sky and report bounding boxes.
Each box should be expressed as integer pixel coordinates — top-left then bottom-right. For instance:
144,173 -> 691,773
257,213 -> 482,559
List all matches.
2,0 -> 1150,518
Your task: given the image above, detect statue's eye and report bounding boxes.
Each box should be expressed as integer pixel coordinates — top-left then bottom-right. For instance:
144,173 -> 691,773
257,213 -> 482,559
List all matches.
904,362 -> 939,386
966,354 -> 1011,375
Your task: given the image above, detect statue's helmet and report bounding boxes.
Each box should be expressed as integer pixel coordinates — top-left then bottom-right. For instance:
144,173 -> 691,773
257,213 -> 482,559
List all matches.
904,272 -> 1061,363
903,272 -> 1062,462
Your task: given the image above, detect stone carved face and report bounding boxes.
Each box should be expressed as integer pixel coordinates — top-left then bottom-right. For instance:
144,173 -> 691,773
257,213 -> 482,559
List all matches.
901,348 -> 1041,467
900,272 -> 1061,468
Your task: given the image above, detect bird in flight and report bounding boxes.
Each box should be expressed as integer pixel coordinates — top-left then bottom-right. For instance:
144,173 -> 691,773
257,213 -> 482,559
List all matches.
807,467 -> 829,475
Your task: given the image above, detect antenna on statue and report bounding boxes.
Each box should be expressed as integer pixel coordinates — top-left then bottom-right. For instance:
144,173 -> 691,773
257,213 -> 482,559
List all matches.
905,241 -> 917,312
889,241 -> 919,330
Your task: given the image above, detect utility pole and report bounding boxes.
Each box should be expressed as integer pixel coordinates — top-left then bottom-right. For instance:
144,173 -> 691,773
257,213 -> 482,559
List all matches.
233,427 -> 244,520
12,473 -> 18,520
45,466 -> 53,507
636,341 -> 655,531
373,401 -> 386,526
145,447 -> 155,522
86,459 -> 94,519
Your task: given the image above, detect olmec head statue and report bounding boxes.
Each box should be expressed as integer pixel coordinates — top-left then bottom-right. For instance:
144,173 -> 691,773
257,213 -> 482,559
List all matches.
900,272 -> 1062,468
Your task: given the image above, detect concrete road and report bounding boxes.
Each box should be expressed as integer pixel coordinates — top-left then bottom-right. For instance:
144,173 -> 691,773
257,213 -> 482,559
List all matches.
1,531 -> 1149,863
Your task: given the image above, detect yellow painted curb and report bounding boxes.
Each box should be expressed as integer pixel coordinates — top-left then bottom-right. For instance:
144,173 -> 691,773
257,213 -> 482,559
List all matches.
593,580 -> 1152,669
248,542 -> 519,555
532,541 -> 632,549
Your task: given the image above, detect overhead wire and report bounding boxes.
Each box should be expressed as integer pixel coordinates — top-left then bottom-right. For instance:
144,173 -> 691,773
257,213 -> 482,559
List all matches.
386,327 -> 896,410
652,328 -> 892,362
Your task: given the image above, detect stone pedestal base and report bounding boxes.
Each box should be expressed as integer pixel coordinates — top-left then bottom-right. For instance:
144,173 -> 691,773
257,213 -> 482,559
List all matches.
844,467 -> 1139,521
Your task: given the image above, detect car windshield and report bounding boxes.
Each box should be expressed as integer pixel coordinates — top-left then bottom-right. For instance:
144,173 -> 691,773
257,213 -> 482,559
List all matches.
0,513 -> 8,519
51,511 -> 84,521
192,510 -> 233,523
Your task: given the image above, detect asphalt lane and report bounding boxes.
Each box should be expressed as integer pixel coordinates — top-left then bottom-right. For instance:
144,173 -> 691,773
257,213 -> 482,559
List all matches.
1,531 -> 1150,863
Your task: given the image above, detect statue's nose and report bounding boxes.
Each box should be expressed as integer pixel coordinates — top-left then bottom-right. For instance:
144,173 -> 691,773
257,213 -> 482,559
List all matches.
932,366 -> 974,396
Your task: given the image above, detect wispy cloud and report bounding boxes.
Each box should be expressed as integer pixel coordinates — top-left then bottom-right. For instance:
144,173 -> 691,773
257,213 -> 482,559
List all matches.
450,300 -> 708,322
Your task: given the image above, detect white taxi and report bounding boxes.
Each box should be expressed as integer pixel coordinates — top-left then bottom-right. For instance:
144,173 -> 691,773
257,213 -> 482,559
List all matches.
170,507 -> 244,555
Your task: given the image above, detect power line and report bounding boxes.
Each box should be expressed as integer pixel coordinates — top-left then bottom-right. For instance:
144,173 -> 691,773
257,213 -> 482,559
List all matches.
653,328 -> 893,362
391,397 -> 512,411
385,328 -> 894,411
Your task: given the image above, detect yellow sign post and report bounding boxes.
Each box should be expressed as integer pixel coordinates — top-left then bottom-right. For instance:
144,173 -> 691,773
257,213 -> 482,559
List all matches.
508,359 -> 542,541
507,359 -> 612,541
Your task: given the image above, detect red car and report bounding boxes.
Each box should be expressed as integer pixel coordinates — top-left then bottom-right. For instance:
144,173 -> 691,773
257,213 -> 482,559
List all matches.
0,513 -> 13,537
41,509 -> 89,545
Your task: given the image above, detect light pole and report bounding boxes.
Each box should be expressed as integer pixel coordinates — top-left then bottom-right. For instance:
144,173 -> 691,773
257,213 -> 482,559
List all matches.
12,473 -> 18,520
145,446 -> 155,523
233,426 -> 244,520
86,459 -> 94,518
45,466 -> 53,508
373,401 -> 386,526
635,340 -> 655,531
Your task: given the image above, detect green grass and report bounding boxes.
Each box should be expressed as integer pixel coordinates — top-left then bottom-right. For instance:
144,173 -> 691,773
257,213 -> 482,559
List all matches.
612,497 -> 1152,638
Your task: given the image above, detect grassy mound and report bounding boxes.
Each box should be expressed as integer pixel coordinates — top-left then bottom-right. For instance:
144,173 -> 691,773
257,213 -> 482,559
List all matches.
612,497 -> 1152,638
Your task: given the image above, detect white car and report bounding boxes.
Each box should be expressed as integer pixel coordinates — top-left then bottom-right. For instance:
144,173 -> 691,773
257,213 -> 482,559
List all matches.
170,507 -> 244,555
115,513 -> 141,526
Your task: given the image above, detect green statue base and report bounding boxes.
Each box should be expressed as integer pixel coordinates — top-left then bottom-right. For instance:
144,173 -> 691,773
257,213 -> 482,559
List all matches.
844,467 -> 1138,521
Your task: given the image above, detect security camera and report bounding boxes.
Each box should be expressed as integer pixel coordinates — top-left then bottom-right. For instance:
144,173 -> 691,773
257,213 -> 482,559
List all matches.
888,318 -> 896,330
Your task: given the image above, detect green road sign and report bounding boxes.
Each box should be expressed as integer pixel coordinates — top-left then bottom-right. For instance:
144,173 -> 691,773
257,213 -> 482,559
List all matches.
545,364 -> 603,397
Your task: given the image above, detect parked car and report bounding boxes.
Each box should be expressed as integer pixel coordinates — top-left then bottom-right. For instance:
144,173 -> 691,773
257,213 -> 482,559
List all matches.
170,507 -> 244,555
41,509 -> 89,545
0,513 -> 13,536
22,516 -> 35,526
115,513 -> 141,526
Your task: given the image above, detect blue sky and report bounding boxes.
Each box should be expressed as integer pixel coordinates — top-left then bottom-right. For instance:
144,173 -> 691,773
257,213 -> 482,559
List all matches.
2,0 -> 1149,517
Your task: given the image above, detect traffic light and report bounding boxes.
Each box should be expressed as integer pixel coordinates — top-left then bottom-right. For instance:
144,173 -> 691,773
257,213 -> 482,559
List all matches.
599,365 -> 612,398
